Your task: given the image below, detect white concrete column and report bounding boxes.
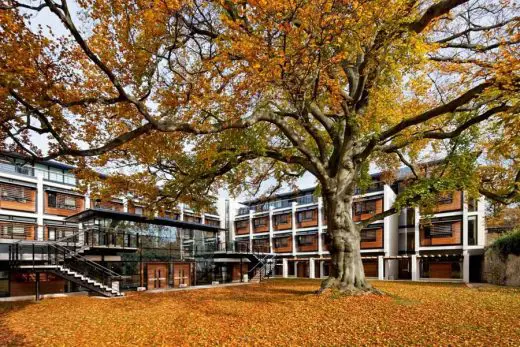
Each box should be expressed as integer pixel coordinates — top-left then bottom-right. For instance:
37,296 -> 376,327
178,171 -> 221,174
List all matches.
319,260 -> 325,279
317,197 -> 323,255
294,261 -> 298,277
411,255 -> 419,281
180,205 -> 184,221
414,207 -> 420,251
282,258 -> 288,278
201,213 -> 205,225
291,202 -> 297,256
36,174 -> 44,240
269,206 -> 274,253
462,193 -> 469,250
309,258 -> 315,279
463,251 -> 470,283
85,184 -> 91,209
123,197 -> 129,213
249,210 -> 254,251
378,256 -> 384,280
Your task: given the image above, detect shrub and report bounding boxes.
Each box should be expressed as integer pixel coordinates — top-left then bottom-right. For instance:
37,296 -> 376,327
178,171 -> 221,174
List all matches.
488,229 -> 520,258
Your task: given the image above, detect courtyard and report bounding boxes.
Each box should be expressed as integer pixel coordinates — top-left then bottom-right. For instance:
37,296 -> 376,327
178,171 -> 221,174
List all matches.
1,279 -> 519,346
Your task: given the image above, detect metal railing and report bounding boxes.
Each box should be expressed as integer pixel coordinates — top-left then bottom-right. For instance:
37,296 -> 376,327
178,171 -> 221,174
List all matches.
236,194 -> 319,215
0,161 -> 35,176
8,241 -> 121,289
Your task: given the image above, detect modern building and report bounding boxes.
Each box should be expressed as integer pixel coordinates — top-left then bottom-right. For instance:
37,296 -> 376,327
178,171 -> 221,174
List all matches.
228,171 -> 487,283
0,152 -> 224,298
0,151 -> 488,298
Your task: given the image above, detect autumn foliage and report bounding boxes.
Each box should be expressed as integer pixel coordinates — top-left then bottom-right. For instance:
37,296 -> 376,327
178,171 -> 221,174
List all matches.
1,0 -> 519,292
1,280 -> 519,346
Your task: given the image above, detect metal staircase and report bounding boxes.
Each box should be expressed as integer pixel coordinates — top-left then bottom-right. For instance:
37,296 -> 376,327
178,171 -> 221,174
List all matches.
248,253 -> 277,283
9,238 -> 124,298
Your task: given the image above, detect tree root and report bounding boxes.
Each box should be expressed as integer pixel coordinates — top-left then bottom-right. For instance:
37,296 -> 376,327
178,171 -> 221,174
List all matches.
316,278 -> 384,296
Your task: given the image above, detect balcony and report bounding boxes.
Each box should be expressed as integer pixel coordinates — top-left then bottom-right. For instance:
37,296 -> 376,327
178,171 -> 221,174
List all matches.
36,168 -> 77,186
0,160 -> 35,177
354,181 -> 384,195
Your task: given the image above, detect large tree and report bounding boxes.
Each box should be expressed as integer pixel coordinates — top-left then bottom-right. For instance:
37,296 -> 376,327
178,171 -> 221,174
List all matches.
1,0 -> 519,293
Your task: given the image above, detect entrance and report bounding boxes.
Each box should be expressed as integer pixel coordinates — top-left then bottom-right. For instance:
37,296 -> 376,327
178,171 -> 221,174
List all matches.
147,264 -> 168,289
173,263 -> 191,287
469,255 -> 484,282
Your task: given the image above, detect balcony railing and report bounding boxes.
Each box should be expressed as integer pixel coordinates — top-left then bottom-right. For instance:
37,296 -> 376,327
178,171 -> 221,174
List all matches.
236,194 -> 318,215
354,182 -> 384,195
0,161 -> 35,176
36,168 -> 77,185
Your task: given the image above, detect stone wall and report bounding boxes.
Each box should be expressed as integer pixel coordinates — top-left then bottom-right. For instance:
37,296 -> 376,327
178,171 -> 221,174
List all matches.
484,249 -> 520,286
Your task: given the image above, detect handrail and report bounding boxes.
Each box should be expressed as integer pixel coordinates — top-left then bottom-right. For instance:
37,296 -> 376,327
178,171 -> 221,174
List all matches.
9,239 -> 122,282
50,242 -> 121,278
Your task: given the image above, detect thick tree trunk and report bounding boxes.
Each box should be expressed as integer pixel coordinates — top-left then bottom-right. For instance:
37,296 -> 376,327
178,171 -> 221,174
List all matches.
319,173 -> 378,295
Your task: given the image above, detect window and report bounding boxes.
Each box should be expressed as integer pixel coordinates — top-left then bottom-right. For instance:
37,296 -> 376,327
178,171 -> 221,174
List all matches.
48,227 -> 56,241
64,196 -> 76,209
274,214 -> 289,225
468,199 -> 478,212
297,210 -> 314,222
254,218 -> 267,226
468,216 -> 478,245
134,207 -> 143,215
274,237 -> 289,248
48,168 -> 63,182
361,229 -> 377,242
297,194 -> 314,205
47,192 -> 57,208
236,220 -> 248,228
424,223 -> 452,238
438,193 -> 453,205
353,200 -> 377,216
0,184 -> 29,202
11,225 -> 26,238
16,165 -> 31,176
298,235 -> 315,245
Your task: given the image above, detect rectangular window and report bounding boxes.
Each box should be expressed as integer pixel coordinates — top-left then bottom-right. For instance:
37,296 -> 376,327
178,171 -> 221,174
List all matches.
47,192 -> 57,208
254,218 -> 267,226
297,210 -> 314,222
468,199 -> 478,212
361,229 -> 377,242
48,227 -> 56,241
298,235 -> 315,245
236,220 -> 248,228
438,193 -> 454,205
468,216 -> 478,245
134,207 -> 143,215
274,214 -> 289,225
424,223 -> 453,238
64,196 -> 76,209
353,200 -> 377,216
274,237 -> 289,248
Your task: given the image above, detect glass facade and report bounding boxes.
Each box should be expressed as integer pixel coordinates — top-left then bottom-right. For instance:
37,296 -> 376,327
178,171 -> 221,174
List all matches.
75,213 -> 220,290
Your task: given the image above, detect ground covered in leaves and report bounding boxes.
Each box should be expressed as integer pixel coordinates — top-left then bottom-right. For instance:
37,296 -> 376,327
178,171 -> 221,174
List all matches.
1,279 -> 519,346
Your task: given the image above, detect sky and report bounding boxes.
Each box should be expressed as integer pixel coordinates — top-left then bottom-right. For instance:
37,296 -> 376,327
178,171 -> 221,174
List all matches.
21,3 -> 318,205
